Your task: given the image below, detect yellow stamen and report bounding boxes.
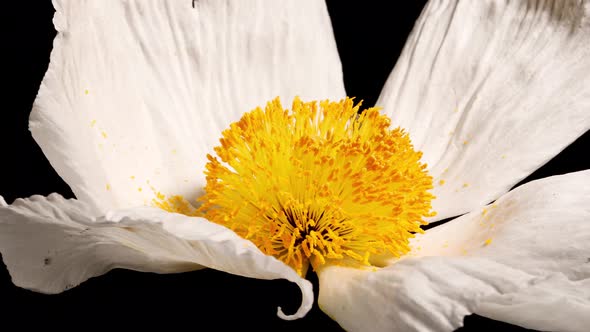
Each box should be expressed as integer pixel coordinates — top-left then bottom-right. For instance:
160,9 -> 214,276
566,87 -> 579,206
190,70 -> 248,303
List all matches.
153,192 -> 200,216
181,97 -> 435,276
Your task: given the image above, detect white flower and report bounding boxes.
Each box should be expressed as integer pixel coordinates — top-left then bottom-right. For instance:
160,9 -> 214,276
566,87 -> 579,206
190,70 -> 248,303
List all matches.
1,1 -> 590,331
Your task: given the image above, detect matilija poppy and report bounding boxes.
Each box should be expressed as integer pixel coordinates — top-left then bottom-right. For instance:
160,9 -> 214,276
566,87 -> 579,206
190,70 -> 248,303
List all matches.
1,1 -> 589,331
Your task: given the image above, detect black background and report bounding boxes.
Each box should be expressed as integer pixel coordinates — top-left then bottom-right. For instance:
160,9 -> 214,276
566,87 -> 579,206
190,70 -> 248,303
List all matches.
2,1 -> 588,331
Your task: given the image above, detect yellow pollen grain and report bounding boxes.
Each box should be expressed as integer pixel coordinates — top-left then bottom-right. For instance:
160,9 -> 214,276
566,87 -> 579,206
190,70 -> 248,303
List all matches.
172,149 -> 177,154
484,238 -> 493,246
130,176 -> 135,180
438,179 -> 445,186
138,187 -> 142,192
157,97 -> 435,276
481,208 -> 488,216
101,131 -> 108,139
84,89 -> 89,95
462,140 -> 469,145
90,119 -> 96,127
462,183 -> 470,188
105,183 -> 111,191
501,154 -> 506,159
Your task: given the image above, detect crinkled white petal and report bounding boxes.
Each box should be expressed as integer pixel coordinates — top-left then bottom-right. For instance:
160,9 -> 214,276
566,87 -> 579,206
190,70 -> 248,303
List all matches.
0,193 -> 312,320
377,0 -> 590,220
318,170 -> 590,332
32,0 -> 345,213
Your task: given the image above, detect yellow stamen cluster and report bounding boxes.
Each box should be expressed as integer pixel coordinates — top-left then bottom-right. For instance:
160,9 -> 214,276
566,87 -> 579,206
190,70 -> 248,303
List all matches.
154,192 -> 200,216
193,97 -> 435,276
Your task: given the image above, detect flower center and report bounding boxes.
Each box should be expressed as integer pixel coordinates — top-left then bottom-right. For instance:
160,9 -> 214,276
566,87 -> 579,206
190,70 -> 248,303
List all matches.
158,97 -> 435,276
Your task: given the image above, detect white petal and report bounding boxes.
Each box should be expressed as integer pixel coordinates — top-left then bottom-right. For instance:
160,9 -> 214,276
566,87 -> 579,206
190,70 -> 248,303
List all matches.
377,0 -> 590,220
32,0 -> 345,213
0,193 -> 312,320
318,170 -> 590,332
